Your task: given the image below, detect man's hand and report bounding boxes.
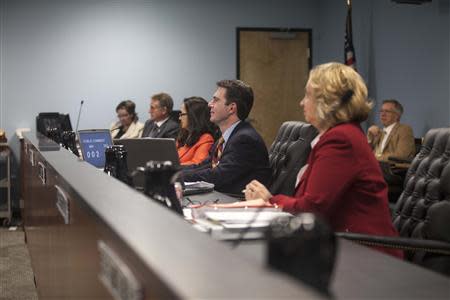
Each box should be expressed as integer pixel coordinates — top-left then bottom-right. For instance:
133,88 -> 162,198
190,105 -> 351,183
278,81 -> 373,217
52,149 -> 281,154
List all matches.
368,125 -> 381,137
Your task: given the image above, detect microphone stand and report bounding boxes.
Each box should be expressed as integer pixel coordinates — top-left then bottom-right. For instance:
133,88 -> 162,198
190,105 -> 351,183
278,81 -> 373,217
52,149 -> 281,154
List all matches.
75,100 -> 84,132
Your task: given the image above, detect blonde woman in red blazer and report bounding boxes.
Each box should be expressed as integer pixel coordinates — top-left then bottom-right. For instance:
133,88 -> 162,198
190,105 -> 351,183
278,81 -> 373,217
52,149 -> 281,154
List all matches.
177,97 -> 216,165
230,63 -> 402,258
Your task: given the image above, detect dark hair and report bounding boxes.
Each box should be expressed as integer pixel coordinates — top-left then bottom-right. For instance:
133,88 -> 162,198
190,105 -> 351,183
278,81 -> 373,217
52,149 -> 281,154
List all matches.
177,97 -> 218,147
382,99 -> 403,116
116,100 -> 138,122
216,79 -> 254,120
152,92 -> 173,114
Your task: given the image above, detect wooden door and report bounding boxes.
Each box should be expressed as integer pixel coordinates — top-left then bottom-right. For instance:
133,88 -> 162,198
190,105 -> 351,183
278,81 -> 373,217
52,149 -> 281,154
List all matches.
238,28 -> 311,147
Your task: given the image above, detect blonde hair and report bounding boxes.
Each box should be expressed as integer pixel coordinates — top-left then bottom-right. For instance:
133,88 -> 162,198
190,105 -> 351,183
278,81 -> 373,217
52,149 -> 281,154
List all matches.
307,62 -> 372,131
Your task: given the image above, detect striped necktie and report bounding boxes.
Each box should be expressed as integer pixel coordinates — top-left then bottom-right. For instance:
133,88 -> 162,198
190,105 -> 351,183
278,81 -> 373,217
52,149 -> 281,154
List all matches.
212,137 -> 224,168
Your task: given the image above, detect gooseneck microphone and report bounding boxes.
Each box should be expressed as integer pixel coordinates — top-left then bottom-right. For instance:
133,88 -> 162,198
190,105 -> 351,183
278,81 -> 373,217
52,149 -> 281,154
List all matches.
75,100 -> 85,132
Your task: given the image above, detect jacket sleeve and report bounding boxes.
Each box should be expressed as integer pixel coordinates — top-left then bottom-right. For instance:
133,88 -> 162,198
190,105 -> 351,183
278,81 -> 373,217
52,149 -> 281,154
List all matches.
270,133 -> 358,217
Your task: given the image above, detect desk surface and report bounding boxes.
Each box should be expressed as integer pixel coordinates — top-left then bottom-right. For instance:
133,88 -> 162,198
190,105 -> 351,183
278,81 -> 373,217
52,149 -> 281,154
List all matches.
234,240 -> 450,299
24,133 -> 323,299
187,192 -> 450,299
24,133 -> 449,299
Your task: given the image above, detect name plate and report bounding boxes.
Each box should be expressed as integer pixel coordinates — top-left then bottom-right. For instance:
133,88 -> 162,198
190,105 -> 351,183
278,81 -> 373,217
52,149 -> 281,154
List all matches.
38,162 -> 46,185
29,149 -> 35,166
98,240 -> 143,300
55,185 -> 70,224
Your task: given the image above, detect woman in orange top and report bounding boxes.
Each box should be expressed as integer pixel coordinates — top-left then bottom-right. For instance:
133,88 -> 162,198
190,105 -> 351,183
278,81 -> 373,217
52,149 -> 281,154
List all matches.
177,97 -> 217,165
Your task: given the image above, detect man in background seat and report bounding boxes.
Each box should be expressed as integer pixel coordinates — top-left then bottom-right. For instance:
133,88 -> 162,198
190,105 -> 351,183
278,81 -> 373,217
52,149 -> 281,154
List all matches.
142,93 -> 179,139
367,99 -> 415,162
182,79 -> 271,195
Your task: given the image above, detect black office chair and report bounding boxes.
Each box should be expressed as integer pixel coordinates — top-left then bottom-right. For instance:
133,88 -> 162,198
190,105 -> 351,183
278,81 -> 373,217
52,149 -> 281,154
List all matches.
170,110 -> 181,124
381,137 -> 423,204
268,121 -> 318,196
338,127 -> 450,276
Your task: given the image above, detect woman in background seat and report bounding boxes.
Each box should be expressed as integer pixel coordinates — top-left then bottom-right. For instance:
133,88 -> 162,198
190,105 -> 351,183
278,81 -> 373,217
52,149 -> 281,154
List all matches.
110,100 -> 144,139
177,97 -> 216,165
223,62 -> 403,258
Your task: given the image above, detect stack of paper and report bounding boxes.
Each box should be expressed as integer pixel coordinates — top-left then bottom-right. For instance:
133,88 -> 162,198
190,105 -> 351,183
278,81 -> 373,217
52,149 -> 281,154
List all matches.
191,207 -> 292,240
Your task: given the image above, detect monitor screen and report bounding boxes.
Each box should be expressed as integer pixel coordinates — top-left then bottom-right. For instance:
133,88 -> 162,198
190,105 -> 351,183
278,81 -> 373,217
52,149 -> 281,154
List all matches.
60,114 -> 73,132
78,129 -> 113,168
36,112 -> 73,138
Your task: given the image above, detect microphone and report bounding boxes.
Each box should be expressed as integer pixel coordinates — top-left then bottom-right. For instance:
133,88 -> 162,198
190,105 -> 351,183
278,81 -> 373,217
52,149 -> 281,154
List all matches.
75,100 -> 85,132
266,213 -> 337,296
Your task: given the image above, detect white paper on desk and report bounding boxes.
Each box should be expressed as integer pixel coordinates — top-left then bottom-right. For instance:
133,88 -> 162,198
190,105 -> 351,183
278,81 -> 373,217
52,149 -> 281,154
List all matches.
221,222 -> 271,229
184,181 -> 214,188
204,210 -> 292,224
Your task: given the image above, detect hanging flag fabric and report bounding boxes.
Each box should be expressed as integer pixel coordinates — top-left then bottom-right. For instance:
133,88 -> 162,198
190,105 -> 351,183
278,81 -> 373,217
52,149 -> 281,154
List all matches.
345,1 -> 356,69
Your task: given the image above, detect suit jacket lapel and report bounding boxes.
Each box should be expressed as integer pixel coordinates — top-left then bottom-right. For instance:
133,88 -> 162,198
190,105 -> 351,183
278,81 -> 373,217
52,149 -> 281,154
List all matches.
383,123 -> 399,154
122,122 -> 135,139
223,121 -> 245,151
143,121 -> 154,137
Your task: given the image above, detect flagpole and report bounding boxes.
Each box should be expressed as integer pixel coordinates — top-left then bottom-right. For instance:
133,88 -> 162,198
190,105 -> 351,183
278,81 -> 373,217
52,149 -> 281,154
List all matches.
344,0 -> 356,69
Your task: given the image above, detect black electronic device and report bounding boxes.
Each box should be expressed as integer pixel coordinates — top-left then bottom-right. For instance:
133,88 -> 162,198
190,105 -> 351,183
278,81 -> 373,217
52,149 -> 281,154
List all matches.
141,160 -> 183,215
114,138 -> 180,189
61,131 -> 79,156
104,145 -> 131,185
36,112 -> 73,140
266,213 -> 337,296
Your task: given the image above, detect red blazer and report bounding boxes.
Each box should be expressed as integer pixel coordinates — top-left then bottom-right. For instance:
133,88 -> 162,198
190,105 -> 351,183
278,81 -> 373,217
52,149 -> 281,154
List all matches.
177,133 -> 214,165
270,122 -> 402,258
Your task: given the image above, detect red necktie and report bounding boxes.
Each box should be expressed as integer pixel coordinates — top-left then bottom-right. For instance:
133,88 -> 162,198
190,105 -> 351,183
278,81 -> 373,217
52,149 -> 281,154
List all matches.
212,137 -> 224,168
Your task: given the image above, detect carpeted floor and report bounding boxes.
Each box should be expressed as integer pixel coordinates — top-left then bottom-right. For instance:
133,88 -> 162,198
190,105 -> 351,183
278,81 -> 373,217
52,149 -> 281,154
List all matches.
0,228 -> 38,300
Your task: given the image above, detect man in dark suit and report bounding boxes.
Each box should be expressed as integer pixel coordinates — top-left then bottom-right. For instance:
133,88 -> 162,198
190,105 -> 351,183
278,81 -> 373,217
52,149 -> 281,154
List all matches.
142,93 -> 179,139
182,80 -> 271,195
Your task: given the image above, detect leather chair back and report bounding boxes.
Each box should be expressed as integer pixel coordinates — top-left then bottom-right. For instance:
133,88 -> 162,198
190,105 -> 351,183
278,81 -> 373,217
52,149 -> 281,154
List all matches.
268,121 -> 318,196
393,127 -> 450,271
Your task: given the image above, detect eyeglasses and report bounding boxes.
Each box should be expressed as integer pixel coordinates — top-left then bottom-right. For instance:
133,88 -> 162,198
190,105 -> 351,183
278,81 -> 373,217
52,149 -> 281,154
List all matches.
183,197 -> 220,208
117,113 -> 131,118
379,109 -> 396,114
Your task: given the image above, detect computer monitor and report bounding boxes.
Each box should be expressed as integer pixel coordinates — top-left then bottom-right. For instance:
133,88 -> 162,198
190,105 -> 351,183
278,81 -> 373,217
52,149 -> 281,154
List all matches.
114,138 -> 180,188
78,129 -> 113,168
36,112 -> 73,139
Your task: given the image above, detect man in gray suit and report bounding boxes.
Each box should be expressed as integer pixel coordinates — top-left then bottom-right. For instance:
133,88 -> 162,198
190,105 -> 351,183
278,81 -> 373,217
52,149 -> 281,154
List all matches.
142,93 -> 179,139
367,99 -> 415,162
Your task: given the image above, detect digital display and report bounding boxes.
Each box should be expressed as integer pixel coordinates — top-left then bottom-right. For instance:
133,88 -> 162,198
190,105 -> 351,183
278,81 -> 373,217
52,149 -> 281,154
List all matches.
78,130 -> 113,168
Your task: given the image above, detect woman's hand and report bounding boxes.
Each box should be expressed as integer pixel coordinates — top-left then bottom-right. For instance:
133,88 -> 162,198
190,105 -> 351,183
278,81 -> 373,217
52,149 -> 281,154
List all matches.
244,180 -> 273,203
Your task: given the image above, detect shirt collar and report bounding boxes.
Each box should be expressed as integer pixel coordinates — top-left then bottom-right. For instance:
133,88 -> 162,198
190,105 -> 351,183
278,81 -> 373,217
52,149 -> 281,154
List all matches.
155,117 -> 169,127
222,120 -> 241,146
383,122 -> 397,136
311,132 -> 323,149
